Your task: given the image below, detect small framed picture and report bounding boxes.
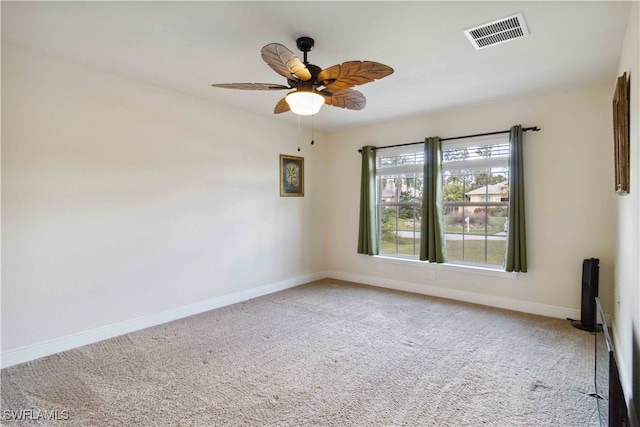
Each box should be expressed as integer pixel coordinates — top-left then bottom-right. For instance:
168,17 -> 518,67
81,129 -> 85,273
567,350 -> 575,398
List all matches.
280,154 -> 304,197
613,72 -> 630,195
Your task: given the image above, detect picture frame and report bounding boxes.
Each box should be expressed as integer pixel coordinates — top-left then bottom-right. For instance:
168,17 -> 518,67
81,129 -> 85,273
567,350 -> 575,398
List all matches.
280,154 -> 304,197
613,72 -> 630,195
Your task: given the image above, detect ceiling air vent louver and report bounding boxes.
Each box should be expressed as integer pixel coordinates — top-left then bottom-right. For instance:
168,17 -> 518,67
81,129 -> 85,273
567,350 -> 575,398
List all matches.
464,12 -> 530,50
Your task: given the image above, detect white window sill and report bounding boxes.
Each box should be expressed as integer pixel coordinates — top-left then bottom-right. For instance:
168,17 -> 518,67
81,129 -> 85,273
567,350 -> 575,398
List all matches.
370,255 -> 519,279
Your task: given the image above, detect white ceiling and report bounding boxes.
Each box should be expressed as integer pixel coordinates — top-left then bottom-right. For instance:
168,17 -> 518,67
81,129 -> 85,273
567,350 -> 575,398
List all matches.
1,1 -> 632,132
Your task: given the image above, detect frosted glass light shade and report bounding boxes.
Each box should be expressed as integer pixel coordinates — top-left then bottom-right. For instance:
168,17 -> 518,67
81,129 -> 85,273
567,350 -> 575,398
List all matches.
285,91 -> 324,115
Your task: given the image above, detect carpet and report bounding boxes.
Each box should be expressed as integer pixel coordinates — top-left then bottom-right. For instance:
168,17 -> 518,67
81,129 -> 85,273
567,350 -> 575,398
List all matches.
1,279 -> 603,426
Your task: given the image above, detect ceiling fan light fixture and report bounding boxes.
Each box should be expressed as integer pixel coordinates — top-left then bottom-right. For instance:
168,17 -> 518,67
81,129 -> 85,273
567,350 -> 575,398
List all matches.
285,90 -> 324,116
212,37 -> 393,116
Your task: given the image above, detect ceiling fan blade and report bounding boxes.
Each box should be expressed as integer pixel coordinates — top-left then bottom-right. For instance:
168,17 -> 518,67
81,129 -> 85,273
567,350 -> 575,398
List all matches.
211,83 -> 290,90
274,97 -> 291,114
261,43 -> 312,82
324,89 -> 367,110
318,61 -> 393,91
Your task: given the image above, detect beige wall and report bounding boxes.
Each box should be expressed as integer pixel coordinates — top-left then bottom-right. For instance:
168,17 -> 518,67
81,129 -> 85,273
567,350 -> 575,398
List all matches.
325,85 -> 615,317
614,2 -> 640,423
1,45 -> 327,354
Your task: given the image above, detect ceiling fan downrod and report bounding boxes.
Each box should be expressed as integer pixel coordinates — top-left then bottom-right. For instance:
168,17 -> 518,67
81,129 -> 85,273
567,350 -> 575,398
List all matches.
296,36 -> 314,64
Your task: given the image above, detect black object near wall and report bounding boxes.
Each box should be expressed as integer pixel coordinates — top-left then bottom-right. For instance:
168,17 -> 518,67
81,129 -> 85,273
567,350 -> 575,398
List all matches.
572,258 -> 600,332
594,298 -> 630,427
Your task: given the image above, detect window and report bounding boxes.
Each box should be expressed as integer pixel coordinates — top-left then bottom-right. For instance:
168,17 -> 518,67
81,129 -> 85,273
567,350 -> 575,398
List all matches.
377,151 -> 423,257
376,135 -> 510,268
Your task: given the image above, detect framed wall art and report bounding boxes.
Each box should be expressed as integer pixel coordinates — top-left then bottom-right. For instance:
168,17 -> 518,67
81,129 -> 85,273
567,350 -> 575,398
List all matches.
613,72 -> 630,195
280,154 -> 304,197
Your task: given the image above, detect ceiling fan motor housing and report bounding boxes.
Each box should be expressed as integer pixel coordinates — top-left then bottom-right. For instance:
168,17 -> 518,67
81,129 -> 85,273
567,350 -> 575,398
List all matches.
306,64 -> 322,83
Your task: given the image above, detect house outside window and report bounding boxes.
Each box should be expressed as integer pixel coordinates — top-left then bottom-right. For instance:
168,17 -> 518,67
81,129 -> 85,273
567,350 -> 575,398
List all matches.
376,135 -> 510,268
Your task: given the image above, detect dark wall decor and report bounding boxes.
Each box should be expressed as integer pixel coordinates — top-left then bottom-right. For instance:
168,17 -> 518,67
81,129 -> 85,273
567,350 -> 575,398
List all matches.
280,154 -> 304,197
613,72 -> 630,195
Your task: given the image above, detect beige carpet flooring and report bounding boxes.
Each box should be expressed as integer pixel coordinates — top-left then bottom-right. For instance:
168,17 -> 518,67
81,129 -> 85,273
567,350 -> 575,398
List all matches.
1,279 -> 604,426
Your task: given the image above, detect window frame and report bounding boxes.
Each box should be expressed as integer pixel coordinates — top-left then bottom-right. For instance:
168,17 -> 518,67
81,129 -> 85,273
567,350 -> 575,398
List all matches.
374,134 -> 511,269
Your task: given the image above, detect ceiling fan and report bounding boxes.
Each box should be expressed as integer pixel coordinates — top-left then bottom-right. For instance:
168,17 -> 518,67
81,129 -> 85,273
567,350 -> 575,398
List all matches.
212,37 -> 394,116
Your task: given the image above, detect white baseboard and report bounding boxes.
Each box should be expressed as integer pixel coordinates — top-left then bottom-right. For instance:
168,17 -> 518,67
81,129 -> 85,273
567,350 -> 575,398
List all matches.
327,270 -> 581,320
1,270 -> 604,369
0,271 -> 326,369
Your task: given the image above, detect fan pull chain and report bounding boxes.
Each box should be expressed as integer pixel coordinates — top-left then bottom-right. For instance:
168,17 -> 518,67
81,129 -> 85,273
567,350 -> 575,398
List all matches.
311,113 -> 315,146
297,114 -> 301,152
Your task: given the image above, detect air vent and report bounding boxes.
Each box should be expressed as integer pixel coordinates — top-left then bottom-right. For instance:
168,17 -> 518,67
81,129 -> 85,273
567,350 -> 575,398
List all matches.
464,12 -> 529,50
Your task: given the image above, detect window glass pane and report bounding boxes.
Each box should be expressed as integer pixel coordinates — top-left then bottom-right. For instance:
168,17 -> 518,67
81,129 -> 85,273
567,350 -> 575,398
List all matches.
379,176 -> 397,202
397,231 -> 419,256
444,206 -> 464,235
377,152 -> 424,169
380,205 -> 420,257
443,171 -> 465,203
442,142 -> 509,164
445,208 -> 464,263
462,239 -> 487,264
380,205 -> 399,255
379,175 -> 423,203
460,239 -> 507,267
402,176 -> 417,203
379,203 -> 422,257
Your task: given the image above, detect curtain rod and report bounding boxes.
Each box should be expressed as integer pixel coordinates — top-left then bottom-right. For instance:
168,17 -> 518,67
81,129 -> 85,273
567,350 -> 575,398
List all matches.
357,126 -> 540,153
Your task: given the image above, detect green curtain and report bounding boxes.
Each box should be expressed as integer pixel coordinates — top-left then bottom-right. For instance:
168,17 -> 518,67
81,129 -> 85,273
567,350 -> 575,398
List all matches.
357,146 -> 378,255
420,137 -> 446,263
505,125 -> 527,272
